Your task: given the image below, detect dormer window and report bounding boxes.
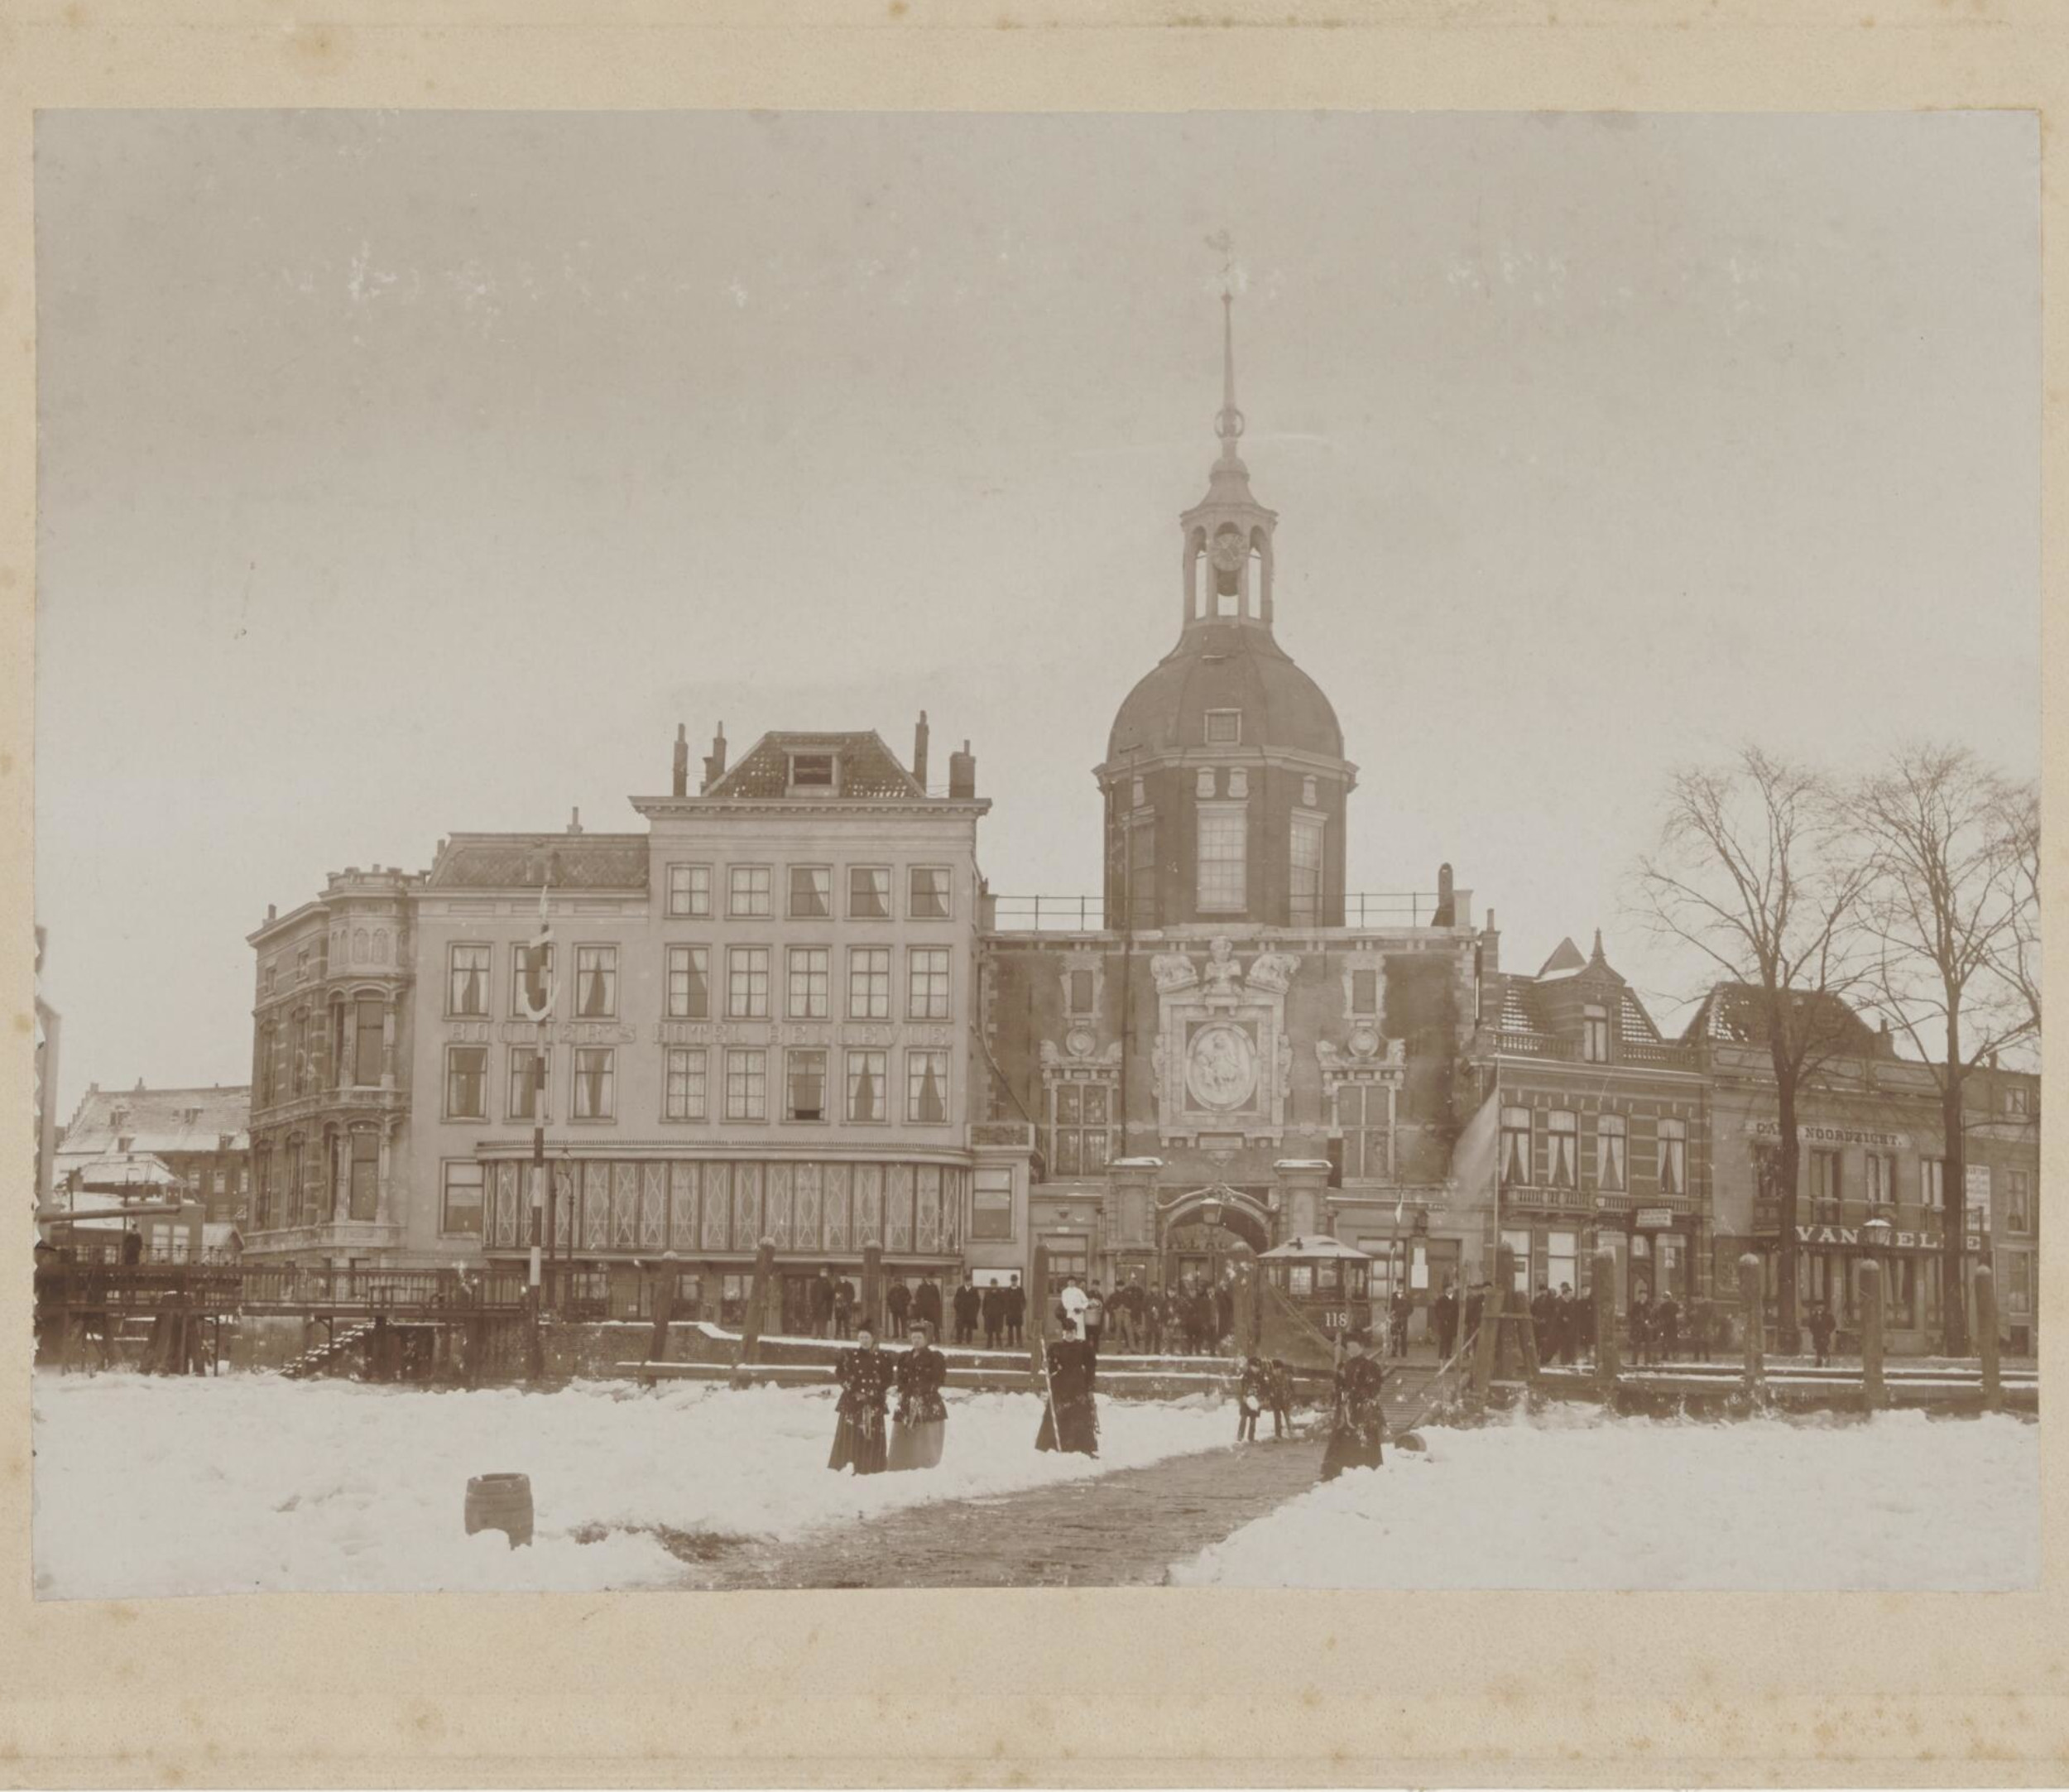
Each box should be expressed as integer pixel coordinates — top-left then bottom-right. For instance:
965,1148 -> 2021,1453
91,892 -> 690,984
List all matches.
1205,709 -> 1241,746
787,751 -> 838,794
1582,1005 -> 1609,1064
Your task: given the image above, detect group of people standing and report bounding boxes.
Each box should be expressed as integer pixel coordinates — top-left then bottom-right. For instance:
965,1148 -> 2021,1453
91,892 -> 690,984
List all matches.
950,1275 -> 1025,1348
827,1319 -> 951,1475
810,1266 -> 951,1343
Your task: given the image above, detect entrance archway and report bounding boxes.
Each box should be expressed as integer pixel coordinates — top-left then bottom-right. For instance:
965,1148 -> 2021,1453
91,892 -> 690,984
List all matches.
1153,1186 -> 1271,1335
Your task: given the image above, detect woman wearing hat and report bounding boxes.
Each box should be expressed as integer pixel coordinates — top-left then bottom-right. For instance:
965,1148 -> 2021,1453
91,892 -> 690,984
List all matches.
1035,1310 -> 1101,1458
888,1319 -> 948,1471
828,1324 -> 892,1475
1320,1325 -> 1387,1481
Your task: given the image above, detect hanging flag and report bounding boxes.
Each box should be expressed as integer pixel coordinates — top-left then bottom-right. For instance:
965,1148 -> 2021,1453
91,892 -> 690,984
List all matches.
518,874 -> 556,1022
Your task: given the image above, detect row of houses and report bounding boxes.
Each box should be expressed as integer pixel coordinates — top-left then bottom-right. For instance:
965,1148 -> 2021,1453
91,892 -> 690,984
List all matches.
47,300 -> 2040,1352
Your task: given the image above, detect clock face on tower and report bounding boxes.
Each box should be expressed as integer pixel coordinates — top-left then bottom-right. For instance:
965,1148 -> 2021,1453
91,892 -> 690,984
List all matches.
1210,529 -> 1247,575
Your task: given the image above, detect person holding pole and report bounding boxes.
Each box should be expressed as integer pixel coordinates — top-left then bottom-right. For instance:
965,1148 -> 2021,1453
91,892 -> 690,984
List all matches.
1320,1325 -> 1386,1481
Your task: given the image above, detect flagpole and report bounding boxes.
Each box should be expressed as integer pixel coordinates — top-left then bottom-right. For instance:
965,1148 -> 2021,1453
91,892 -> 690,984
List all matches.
522,874 -> 554,1383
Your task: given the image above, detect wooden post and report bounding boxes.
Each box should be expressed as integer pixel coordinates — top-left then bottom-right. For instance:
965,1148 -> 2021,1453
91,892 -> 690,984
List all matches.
1029,1243 -> 1050,1379
1593,1244 -> 1620,1400
861,1242 -> 883,1338
1738,1252 -> 1765,1396
1471,1265 -> 1504,1400
732,1239 -> 776,1385
1860,1256 -> 1886,1411
1975,1263 -> 2003,1412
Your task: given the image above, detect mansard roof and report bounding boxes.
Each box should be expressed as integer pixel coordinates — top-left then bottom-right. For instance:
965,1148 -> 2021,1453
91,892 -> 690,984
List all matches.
425,834 -> 650,891
704,731 -> 924,800
60,1083 -> 251,1158
1679,982 -> 1886,1056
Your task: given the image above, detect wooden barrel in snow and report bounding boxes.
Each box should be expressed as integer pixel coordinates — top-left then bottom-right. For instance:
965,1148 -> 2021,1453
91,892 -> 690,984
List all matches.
464,1473 -> 534,1548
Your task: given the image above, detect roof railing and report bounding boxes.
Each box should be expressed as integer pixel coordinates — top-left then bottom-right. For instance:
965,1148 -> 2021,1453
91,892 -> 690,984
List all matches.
983,892 -> 1447,932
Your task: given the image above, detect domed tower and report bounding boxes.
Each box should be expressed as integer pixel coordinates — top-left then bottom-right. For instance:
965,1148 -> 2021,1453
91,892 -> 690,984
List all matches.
1100,292 -> 1356,930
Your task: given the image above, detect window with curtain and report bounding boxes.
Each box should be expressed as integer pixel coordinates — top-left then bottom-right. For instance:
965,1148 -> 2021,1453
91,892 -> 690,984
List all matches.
572,1047 -> 615,1120
508,1045 -> 548,1122
848,866 -> 890,919
909,867 -> 952,919
666,944 -> 709,1019
1548,1111 -> 1578,1189
907,1050 -> 949,1124
1659,1117 -> 1687,1197
1596,1113 -> 1626,1191
728,865 -> 771,918
348,1131 -> 379,1221
1196,803 -> 1247,913
847,1050 -> 888,1122
1500,1106 -> 1533,1186
575,946 -> 617,1018
448,944 -> 490,1017
789,865 -> 831,918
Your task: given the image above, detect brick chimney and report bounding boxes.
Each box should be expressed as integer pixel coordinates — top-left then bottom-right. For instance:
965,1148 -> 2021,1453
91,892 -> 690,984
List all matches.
672,723 -> 689,798
1433,862 -> 1456,928
702,723 -> 728,792
913,710 -> 931,790
948,739 -> 976,800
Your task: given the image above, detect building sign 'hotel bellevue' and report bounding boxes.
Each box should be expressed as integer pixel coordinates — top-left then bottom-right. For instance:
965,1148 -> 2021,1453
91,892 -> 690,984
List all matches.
241,301 -> 2038,1353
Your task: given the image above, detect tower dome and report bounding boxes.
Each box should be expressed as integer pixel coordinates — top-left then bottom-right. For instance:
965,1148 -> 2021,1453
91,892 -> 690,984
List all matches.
1098,290 -> 1356,932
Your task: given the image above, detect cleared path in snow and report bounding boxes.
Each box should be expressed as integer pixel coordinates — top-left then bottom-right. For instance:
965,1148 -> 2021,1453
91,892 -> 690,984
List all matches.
673,1432 -> 1329,1588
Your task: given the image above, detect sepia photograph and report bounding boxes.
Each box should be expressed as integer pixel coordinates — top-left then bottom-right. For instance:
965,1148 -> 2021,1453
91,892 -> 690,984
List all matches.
28,106 -> 2040,1606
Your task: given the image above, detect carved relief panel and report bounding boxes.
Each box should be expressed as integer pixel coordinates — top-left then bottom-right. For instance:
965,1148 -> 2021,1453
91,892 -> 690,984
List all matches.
1148,937 -> 1300,1149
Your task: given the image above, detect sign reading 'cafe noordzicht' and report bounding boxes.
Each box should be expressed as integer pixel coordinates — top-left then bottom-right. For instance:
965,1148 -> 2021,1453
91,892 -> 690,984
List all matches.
1795,1223 -> 1984,1253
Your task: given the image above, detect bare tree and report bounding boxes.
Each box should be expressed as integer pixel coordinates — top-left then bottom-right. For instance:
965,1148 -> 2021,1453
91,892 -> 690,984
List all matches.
1635,747 -> 1870,1354
1993,778 -> 2042,1040
1855,744 -> 2037,1357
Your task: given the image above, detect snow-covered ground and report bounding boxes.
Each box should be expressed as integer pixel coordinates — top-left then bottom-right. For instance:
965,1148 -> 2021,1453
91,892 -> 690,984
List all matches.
1170,1404 -> 2039,1591
31,1371 -> 1231,1598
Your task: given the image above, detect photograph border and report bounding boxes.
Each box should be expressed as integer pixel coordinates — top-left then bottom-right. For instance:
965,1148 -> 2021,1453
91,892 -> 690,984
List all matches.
2,2 -> 2064,1783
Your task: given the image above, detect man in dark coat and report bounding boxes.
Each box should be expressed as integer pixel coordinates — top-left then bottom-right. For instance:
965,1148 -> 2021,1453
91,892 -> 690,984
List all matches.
833,1276 -> 856,1340
1005,1273 -> 1026,1347
812,1267 -> 837,1340
1035,1327 -> 1099,1457
1320,1328 -> 1386,1481
1144,1284 -> 1165,1355
886,1277 -> 912,1338
1529,1284 -> 1555,1363
1431,1282 -> 1460,1363
981,1281 -> 1005,1349
828,1325 -> 892,1474
1553,1284 -> 1577,1366
914,1275 -> 943,1339
1807,1299 -> 1835,1367
952,1277 -> 981,1346
1266,1357 -> 1294,1439
1388,1286 -> 1412,1361
1628,1290 -> 1654,1367
1655,1291 -> 1681,1362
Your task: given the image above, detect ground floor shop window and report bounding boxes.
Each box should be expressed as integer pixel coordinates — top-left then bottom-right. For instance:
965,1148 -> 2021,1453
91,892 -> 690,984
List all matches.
565,1269 -> 608,1321
1544,1229 -> 1578,1295
719,1273 -> 751,1327
1500,1227 -> 1531,1292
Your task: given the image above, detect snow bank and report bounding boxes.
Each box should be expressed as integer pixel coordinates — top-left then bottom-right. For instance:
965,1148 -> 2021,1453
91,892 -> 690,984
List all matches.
31,1371 -> 1231,1599
1170,1405 -> 2039,1591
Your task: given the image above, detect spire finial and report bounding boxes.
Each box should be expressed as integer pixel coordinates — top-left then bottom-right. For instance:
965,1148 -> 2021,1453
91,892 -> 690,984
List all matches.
1206,230 -> 1244,461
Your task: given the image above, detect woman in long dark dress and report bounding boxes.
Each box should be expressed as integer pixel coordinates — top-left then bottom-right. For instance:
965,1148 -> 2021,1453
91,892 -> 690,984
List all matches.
828,1325 -> 892,1474
888,1320 -> 948,1471
1034,1325 -> 1100,1457
1319,1328 -> 1387,1482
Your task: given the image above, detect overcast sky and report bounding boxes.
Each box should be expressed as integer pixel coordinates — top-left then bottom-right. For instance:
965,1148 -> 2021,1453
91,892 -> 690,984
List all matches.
35,109 -> 2038,1114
